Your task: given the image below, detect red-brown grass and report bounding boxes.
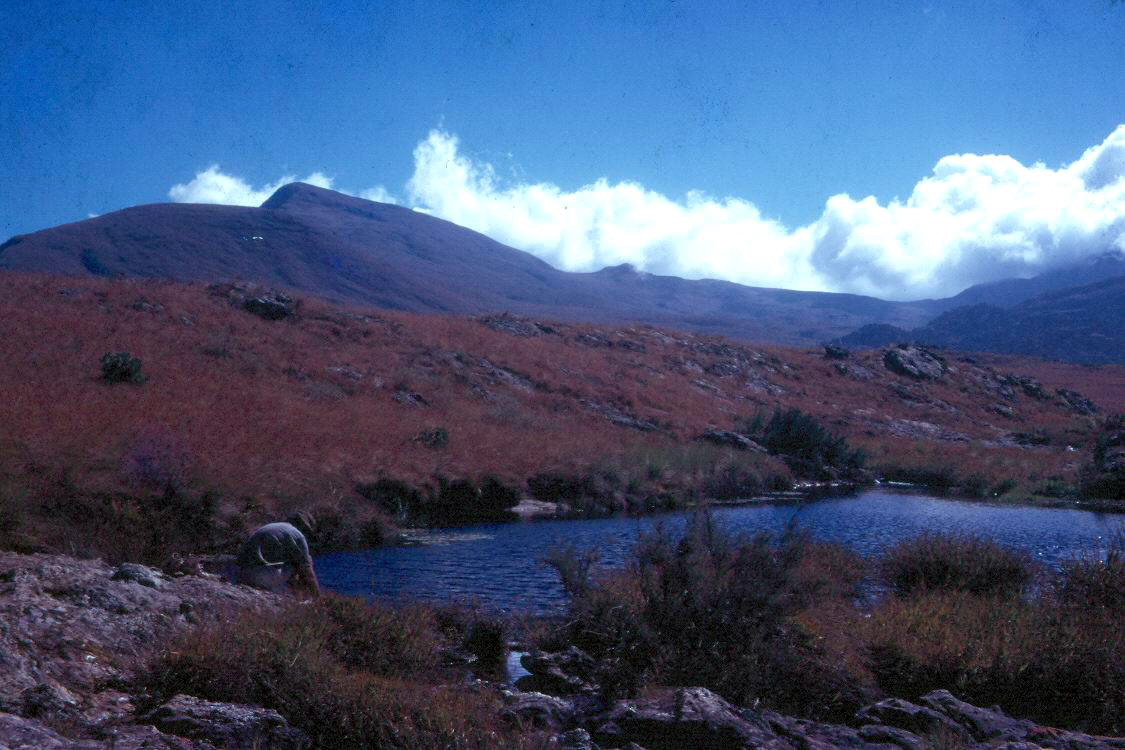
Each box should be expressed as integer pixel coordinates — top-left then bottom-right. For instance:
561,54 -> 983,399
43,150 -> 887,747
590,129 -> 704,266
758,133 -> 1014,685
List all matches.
0,273 -> 1119,556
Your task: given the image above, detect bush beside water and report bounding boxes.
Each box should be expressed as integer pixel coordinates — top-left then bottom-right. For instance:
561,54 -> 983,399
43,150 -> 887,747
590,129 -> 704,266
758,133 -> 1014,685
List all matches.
543,518 -> 1124,735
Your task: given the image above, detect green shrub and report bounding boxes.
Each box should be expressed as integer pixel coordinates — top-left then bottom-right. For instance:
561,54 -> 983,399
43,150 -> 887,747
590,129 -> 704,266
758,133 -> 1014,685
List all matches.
356,478 -> 424,518
300,503 -> 392,554
478,475 -> 521,514
755,408 -> 865,479
100,351 -> 146,384
882,533 -> 1035,598
527,470 -> 622,514
358,476 -> 519,525
414,426 -> 449,449
464,617 -> 509,674
702,461 -> 763,500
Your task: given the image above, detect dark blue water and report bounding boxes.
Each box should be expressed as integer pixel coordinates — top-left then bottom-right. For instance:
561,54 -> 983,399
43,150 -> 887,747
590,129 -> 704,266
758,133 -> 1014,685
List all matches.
315,490 -> 1122,612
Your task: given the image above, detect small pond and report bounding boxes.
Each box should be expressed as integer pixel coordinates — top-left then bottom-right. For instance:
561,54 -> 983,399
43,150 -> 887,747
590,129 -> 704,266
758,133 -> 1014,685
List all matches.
316,489 -> 1122,613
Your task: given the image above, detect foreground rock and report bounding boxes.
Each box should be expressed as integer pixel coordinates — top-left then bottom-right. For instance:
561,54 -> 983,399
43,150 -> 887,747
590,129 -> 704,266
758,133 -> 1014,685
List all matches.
0,552 -> 283,748
591,687 -> 790,749
4,553 -> 1122,749
504,679 -> 1125,750
143,694 -> 309,748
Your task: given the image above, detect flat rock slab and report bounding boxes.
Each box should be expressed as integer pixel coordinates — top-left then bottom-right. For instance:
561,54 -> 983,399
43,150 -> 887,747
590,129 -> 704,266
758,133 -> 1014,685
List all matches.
144,694 -> 309,749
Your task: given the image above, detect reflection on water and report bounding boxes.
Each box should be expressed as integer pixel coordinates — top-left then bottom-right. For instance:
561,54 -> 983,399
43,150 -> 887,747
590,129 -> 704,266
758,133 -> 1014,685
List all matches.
315,490 -> 1122,613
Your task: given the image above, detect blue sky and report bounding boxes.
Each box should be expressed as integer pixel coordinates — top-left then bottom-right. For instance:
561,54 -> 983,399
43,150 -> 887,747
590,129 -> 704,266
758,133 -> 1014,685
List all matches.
2,1 -> 1123,298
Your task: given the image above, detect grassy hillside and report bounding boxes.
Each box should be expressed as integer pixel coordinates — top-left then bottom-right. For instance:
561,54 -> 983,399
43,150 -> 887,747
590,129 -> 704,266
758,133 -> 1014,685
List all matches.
0,273 -> 1120,560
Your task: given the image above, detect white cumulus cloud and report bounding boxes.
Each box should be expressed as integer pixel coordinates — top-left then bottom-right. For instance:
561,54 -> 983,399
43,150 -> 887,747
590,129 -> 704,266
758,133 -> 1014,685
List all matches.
169,166 -> 399,207
168,125 -> 1125,299
168,165 -> 335,205
405,127 -> 1125,299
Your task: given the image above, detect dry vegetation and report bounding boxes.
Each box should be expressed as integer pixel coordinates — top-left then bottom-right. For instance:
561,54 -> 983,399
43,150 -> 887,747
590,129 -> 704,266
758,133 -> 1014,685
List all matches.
0,273 -> 1120,560
141,596 -> 546,749
540,520 -> 1124,735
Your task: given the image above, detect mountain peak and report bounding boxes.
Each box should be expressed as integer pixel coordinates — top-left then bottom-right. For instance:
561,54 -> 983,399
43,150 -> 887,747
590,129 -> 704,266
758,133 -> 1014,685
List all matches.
597,262 -> 643,275
260,182 -> 353,210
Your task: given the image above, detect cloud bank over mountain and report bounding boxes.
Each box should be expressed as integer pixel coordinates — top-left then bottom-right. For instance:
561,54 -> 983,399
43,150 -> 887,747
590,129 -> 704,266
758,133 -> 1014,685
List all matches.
169,126 -> 1125,300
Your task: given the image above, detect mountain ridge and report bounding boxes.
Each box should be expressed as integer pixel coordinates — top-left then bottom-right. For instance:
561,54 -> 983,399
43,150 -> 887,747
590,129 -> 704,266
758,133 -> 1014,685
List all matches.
2,183 -> 1122,355
840,276 -> 1125,363
0,183 -> 943,345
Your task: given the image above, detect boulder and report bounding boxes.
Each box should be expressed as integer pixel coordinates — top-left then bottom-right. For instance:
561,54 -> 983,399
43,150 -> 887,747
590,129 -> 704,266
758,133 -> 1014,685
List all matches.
500,690 -> 576,731
243,293 -> 296,320
823,344 -> 850,359
857,724 -> 927,750
556,727 -> 596,750
208,281 -> 297,320
855,697 -> 972,741
393,389 -> 429,407
19,681 -> 79,719
919,690 -> 1035,742
143,694 -> 309,749
763,710 -> 916,749
592,687 -> 791,750
478,314 -> 555,337
517,647 -> 596,695
835,362 -> 877,381
0,711 -> 94,749
111,563 -> 163,589
991,403 -> 1016,419
883,346 -> 946,380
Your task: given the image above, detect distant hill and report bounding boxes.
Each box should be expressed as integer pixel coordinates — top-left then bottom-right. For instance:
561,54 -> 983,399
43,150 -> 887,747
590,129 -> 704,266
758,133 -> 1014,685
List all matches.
936,252 -> 1125,309
841,277 -> 1125,364
0,183 -> 940,346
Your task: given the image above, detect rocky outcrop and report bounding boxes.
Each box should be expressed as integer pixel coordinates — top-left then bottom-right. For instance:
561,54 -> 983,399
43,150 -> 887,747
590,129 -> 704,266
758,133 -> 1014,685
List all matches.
835,361 -> 878,380
855,696 -> 973,741
1004,374 -> 1051,400
110,562 -> 164,589
1056,388 -> 1098,415
242,291 -> 296,320
502,661 -> 1125,750
883,345 -> 946,380
863,690 -> 1125,750
0,552 -> 282,748
0,712 -> 194,749
209,281 -> 298,320
591,687 -> 789,750
580,400 -> 658,432
697,429 -> 767,452
478,314 -> 557,337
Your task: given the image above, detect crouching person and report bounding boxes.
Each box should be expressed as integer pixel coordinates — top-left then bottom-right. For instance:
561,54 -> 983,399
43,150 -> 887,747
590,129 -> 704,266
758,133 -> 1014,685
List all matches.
234,521 -> 320,598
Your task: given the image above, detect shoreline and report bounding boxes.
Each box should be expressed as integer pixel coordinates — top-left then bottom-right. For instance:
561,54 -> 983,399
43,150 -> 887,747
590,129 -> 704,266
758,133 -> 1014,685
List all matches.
383,481 -> 1123,547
